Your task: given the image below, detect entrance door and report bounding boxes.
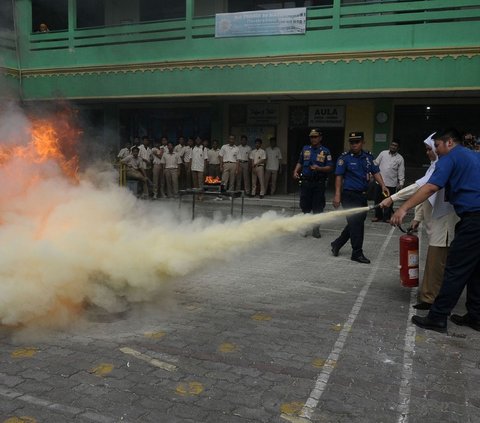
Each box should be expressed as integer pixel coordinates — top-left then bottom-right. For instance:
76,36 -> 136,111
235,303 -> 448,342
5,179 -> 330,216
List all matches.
287,127 -> 345,193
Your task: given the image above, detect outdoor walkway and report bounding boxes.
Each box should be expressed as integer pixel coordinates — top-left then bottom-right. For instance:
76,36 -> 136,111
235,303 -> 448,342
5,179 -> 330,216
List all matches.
1,197 -> 479,423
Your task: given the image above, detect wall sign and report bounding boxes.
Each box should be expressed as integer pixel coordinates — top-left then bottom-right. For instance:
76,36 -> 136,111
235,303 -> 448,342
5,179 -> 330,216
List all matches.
247,104 -> 279,125
308,106 -> 345,127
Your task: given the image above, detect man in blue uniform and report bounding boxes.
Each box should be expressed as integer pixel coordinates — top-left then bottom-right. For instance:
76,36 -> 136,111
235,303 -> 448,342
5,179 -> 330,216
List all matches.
293,129 -> 334,238
391,128 -> 480,333
331,132 -> 389,263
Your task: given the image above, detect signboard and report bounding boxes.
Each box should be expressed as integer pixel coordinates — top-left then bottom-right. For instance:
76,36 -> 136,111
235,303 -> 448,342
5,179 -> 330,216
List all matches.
308,106 -> 345,127
247,104 -> 279,125
215,8 -> 306,38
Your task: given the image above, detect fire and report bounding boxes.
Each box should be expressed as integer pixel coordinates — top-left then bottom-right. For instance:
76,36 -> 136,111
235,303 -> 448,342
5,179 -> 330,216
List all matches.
205,176 -> 221,184
0,111 -> 80,182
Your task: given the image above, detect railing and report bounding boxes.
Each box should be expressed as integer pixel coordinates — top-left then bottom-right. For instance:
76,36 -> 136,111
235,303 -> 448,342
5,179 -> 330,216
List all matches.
26,0 -> 480,52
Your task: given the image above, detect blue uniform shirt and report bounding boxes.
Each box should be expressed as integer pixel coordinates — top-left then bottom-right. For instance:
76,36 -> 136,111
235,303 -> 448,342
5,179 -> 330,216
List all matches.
298,144 -> 334,177
427,145 -> 480,215
335,150 -> 379,192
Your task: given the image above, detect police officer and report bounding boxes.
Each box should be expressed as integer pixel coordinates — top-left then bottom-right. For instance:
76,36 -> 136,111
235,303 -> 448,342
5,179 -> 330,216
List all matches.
293,129 -> 334,238
391,128 -> 480,333
331,132 -> 389,263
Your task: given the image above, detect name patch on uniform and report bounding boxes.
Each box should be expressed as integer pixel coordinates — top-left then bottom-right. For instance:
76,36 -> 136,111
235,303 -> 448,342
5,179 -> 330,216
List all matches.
304,150 -> 311,159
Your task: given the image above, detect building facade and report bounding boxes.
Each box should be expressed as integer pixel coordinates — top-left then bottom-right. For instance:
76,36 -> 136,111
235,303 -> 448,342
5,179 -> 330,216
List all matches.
2,0 -> 480,191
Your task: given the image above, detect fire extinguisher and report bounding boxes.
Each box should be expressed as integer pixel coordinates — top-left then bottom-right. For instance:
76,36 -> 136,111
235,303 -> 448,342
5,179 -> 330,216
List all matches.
399,230 -> 419,288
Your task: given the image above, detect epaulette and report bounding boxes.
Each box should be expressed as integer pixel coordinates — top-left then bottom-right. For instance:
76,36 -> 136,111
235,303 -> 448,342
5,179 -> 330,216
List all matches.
340,151 -> 349,156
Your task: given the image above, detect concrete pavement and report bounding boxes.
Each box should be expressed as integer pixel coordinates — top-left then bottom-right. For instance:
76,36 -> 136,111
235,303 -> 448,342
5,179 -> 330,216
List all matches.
1,195 -> 479,423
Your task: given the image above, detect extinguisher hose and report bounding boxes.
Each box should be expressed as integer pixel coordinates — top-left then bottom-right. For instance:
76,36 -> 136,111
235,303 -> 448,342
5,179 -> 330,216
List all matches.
369,203 -> 410,234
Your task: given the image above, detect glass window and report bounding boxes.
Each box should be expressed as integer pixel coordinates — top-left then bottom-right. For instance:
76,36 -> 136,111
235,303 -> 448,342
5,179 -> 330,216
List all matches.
32,0 -> 68,32
77,0 -> 105,29
1,0 -> 15,31
139,0 -> 186,22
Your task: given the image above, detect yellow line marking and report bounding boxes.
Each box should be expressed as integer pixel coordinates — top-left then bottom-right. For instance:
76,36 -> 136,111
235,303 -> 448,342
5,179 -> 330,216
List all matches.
120,347 -> 177,372
311,358 -> 325,369
10,348 -> 38,358
89,363 -> 114,377
218,342 -> 237,353
280,401 -> 304,416
175,381 -> 204,397
251,312 -> 272,321
3,418 -> 38,423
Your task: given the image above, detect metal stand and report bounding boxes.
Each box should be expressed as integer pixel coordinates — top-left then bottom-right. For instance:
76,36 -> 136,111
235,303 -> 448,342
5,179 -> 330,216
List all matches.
178,190 -> 244,220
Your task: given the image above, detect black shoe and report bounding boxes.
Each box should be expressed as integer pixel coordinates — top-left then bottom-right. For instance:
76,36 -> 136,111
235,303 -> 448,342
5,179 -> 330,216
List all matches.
411,315 -> 447,333
351,255 -> 370,264
413,302 -> 432,310
312,227 -> 321,238
450,313 -> 480,331
331,243 -> 339,257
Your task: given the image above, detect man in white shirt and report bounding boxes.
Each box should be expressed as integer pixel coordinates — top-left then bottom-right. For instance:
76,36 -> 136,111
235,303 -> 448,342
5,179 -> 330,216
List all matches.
160,142 -> 182,198
373,140 -> 405,222
235,135 -> 252,193
151,140 -> 164,200
207,140 -> 221,178
121,146 -> 150,198
183,138 -> 194,189
250,138 -> 267,198
219,135 -> 239,191
191,136 -> 208,191
117,142 -> 131,161
264,137 -> 283,195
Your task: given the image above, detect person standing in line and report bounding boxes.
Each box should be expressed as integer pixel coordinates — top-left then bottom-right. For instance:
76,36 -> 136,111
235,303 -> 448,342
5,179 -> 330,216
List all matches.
331,132 -> 389,263
151,140 -> 164,200
191,136 -> 208,199
380,133 -> 458,310
121,146 -> 150,198
265,137 -> 283,195
236,135 -> 252,193
219,135 -> 239,191
390,128 -> 480,333
174,136 -> 186,189
250,138 -> 266,198
372,140 -> 405,222
293,129 -> 333,238
138,137 -> 153,195
183,138 -> 194,189
207,140 -> 221,178
161,142 -> 182,198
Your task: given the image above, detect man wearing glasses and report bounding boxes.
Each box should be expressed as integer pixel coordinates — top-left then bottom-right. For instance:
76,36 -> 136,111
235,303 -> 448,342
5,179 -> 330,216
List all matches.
331,132 -> 389,263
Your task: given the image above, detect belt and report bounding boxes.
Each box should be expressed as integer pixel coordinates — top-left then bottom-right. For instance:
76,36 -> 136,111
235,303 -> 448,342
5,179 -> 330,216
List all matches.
344,189 -> 367,195
460,211 -> 480,218
255,164 -> 265,167
239,160 -> 248,163
224,161 -> 236,163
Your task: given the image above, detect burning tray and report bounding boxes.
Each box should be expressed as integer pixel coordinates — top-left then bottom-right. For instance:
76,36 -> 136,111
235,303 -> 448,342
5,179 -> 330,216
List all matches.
203,176 -> 224,193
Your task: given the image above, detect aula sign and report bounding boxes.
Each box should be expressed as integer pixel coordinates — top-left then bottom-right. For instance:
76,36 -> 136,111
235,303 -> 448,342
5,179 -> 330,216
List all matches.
308,106 -> 346,127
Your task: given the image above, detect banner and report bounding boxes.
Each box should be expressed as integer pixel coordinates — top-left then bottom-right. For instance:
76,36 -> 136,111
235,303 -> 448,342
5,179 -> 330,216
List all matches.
215,8 -> 306,38
308,106 -> 345,128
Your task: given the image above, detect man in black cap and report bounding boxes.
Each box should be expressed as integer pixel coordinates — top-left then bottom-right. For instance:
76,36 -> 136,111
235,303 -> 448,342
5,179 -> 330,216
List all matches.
293,129 -> 334,238
331,132 -> 389,263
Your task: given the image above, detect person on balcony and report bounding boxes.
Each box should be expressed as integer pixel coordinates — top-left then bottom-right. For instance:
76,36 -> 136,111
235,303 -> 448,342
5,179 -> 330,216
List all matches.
38,23 -> 49,33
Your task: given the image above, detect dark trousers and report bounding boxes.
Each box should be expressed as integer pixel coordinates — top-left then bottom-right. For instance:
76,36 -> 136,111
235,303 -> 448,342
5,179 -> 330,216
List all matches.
332,190 -> 368,258
374,184 -> 397,220
299,179 -> 326,214
429,215 -> 480,321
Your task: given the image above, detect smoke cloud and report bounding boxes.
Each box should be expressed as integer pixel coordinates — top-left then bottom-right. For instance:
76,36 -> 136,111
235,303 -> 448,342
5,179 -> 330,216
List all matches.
0,103 -> 360,331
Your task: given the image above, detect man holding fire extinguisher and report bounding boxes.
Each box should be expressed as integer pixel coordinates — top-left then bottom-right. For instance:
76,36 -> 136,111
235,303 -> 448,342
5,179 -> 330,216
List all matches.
390,128 -> 480,333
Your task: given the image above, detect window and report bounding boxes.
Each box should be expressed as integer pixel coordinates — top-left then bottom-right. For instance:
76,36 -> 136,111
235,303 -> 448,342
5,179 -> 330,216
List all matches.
32,0 -> 68,32
77,0 -> 105,29
1,0 -> 15,31
139,0 -> 186,22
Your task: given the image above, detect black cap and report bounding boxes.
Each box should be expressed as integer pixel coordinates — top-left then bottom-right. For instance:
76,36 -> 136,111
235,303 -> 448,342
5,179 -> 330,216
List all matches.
348,132 -> 364,141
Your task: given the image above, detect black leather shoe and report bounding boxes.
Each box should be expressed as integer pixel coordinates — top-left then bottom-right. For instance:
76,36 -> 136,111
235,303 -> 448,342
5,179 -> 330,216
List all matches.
351,255 -> 370,264
413,302 -> 432,310
450,313 -> 480,331
331,243 -> 339,257
312,227 -> 321,238
411,315 -> 447,333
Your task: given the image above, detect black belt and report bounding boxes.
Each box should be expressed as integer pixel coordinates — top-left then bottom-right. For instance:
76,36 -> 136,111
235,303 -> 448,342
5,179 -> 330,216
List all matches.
239,160 -> 248,163
344,189 -> 367,195
460,211 -> 480,218
224,161 -> 236,163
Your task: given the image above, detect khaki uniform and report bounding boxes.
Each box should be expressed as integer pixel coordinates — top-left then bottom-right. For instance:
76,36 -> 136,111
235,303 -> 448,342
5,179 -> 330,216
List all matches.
161,152 -> 182,197
236,144 -> 252,192
250,148 -> 266,196
219,144 -> 239,190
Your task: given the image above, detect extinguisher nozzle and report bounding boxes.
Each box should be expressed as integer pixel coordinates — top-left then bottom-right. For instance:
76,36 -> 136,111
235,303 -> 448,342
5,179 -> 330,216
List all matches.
368,204 -> 381,211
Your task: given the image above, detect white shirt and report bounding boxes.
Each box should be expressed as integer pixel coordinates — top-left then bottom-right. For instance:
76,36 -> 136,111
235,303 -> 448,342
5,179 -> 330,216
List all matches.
121,155 -> 143,171
237,145 -> 252,162
250,148 -> 266,165
117,147 -> 130,160
174,144 -> 185,158
374,150 -> 405,187
138,144 -> 152,169
183,146 -> 193,163
207,148 -> 220,165
151,147 -> 163,166
160,151 -> 182,169
265,146 -> 283,171
219,144 -> 239,163
191,145 -> 208,172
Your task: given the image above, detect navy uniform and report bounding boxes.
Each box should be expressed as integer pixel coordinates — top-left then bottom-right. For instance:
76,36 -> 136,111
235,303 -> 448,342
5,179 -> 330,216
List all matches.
409,129 -> 480,332
331,132 -> 382,263
295,129 -> 334,237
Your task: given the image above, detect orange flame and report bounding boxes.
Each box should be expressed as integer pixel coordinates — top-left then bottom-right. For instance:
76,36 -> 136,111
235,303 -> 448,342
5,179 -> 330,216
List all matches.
205,176 -> 221,184
0,111 -> 81,182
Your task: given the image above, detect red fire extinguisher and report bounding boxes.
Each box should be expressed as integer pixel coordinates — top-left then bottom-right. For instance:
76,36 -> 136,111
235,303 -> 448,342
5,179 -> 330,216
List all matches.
399,231 -> 419,288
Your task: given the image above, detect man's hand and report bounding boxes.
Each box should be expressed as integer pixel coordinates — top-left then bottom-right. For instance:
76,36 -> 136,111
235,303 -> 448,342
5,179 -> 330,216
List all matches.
382,186 -> 390,197
408,220 -> 420,232
379,197 -> 393,209
333,194 -> 341,209
293,171 -> 300,180
390,207 -> 407,226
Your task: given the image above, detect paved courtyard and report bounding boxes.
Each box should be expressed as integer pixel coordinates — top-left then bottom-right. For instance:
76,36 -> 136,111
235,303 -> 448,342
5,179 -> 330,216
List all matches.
1,195 -> 479,423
